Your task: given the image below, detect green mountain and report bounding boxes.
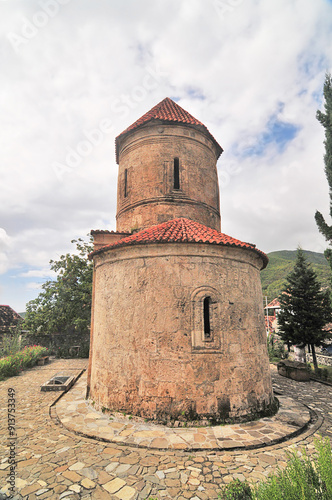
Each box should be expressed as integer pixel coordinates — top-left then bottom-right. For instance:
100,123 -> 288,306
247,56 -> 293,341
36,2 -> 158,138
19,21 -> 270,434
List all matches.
260,250 -> 330,302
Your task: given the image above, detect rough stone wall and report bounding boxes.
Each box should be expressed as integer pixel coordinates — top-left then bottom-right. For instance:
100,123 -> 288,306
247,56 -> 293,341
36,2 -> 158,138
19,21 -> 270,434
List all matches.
306,353 -> 332,367
116,123 -> 221,233
88,242 -> 274,422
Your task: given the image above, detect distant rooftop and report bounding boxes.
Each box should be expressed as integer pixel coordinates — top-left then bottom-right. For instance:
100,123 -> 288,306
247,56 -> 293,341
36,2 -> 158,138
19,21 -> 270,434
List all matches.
0,305 -> 23,333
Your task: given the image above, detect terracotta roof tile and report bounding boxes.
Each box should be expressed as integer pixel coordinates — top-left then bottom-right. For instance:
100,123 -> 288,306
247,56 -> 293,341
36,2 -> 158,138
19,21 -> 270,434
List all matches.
90,218 -> 268,268
265,298 -> 281,309
115,97 -> 223,163
0,305 -> 23,333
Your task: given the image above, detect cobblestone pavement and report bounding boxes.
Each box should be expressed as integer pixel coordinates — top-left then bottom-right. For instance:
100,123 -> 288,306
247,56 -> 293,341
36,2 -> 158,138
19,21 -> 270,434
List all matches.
0,359 -> 331,500
56,375 -> 311,451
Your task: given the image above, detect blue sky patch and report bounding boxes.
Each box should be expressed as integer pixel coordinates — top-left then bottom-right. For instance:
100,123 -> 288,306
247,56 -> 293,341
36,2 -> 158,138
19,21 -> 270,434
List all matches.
240,117 -> 300,157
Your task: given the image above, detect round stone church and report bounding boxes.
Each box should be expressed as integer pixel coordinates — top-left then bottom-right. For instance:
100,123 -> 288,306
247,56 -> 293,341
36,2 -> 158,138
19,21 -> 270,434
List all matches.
87,97 -> 275,423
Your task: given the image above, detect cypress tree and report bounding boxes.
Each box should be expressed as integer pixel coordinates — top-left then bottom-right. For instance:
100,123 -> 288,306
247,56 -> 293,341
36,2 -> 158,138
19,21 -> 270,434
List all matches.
315,73 -> 332,243
277,248 -> 332,373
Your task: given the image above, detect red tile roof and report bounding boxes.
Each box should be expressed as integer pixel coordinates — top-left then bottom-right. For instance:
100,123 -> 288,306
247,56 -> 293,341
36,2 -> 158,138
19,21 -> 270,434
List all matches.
115,97 -> 223,163
90,218 -> 268,268
265,298 -> 281,309
0,305 -> 23,333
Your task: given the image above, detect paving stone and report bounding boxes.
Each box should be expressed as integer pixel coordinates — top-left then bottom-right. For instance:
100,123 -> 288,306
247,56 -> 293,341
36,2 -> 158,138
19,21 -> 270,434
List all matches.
1,360 -> 332,500
69,485 -> 82,493
105,461 -> 120,473
35,489 -> 49,496
54,484 -> 68,494
139,483 -> 152,498
80,467 -> 98,480
114,463 -> 132,476
20,483 -> 41,496
62,470 -> 82,482
59,492 -> 76,499
69,462 -> 85,471
114,485 -> 137,499
81,478 -> 96,489
103,478 -> 127,494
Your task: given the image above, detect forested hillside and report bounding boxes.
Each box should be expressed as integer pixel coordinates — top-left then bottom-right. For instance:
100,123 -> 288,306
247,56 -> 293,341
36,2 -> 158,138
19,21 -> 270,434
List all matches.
261,250 -> 330,301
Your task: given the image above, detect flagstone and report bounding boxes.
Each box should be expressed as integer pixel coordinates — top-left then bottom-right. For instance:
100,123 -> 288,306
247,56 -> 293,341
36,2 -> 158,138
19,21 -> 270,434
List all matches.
1,359 -> 331,500
81,477 -> 96,489
62,470 -> 82,482
36,488 -> 49,496
103,478 -> 126,494
20,483 -> 41,496
69,484 -> 82,493
114,485 -> 137,500
69,462 -> 85,471
103,447 -> 122,455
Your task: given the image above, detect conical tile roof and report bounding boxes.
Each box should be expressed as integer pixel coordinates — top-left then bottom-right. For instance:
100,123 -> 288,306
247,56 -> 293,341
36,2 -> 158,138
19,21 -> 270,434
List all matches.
115,97 -> 223,163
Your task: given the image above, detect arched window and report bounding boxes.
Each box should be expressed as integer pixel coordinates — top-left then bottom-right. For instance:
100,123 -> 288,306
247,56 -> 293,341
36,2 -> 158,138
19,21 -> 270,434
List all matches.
173,158 -> 180,189
191,286 -> 222,350
203,296 -> 211,339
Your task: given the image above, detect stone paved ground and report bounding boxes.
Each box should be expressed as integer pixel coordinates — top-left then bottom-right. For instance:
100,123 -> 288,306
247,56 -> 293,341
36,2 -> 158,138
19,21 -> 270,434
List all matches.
0,359 -> 331,500
56,374 -> 311,451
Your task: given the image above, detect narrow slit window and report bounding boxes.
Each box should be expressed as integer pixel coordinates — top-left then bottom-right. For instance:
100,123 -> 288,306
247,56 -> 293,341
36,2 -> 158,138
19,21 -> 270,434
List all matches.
124,168 -> 128,198
203,297 -> 211,339
173,157 -> 180,189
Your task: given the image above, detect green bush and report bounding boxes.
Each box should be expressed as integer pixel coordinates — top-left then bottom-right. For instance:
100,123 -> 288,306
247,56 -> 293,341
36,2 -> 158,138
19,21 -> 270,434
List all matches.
54,341 -> 90,358
218,436 -> 332,500
267,334 -> 288,361
253,436 -> 332,499
0,345 -> 49,380
0,329 -> 27,357
219,479 -> 252,499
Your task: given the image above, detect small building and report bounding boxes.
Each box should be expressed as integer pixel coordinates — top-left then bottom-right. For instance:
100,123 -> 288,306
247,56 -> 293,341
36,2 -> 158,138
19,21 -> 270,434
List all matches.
0,305 -> 23,335
87,98 -> 274,423
264,298 -> 281,334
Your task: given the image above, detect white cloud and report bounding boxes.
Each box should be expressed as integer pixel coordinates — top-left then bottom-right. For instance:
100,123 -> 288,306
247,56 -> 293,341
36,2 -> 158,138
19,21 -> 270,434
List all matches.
19,268 -> 57,279
0,0 -> 332,310
26,282 -> 44,291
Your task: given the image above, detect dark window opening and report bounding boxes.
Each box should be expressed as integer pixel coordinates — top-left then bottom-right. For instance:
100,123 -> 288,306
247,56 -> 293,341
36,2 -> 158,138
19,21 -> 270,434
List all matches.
204,296 -> 211,339
124,168 -> 128,198
173,158 -> 180,190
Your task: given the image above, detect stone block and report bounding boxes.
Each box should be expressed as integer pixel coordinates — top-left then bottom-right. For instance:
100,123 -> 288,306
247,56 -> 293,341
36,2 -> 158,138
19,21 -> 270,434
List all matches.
277,360 -> 310,382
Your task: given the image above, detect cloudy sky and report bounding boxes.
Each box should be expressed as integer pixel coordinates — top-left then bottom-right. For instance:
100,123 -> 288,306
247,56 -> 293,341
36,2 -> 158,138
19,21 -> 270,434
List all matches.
1,0 -> 332,311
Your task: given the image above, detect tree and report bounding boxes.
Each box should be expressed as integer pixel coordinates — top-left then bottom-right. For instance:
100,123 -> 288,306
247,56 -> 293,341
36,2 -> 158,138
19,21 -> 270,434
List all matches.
23,237 -> 93,336
315,73 -> 332,244
277,248 -> 332,373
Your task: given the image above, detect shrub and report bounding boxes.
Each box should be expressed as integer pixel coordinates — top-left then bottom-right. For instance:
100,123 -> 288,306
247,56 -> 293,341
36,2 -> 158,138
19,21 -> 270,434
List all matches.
219,479 -> 252,499
267,334 -> 288,361
54,341 -> 90,359
0,345 -> 48,380
218,436 -> 332,500
253,436 -> 332,499
0,329 -> 27,357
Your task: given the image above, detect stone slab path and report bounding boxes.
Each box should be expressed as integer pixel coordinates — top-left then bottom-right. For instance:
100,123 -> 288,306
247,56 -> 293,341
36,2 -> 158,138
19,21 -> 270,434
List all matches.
56,375 -> 311,451
0,359 -> 331,500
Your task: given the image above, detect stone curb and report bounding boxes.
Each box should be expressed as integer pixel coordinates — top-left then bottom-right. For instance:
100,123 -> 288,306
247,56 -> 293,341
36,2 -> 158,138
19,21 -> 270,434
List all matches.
53,373 -> 315,452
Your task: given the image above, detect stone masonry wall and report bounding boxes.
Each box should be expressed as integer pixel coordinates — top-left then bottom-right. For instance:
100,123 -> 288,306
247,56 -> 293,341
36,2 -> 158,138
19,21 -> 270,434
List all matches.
116,123 -> 221,233
306,353 -> 332,367
88,242 -> 274,422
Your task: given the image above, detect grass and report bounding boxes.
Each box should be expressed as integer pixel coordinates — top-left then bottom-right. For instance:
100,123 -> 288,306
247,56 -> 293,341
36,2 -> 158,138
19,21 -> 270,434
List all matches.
0,345 -> 49,380
308,364 -> 332,382
218,436 -> 332,499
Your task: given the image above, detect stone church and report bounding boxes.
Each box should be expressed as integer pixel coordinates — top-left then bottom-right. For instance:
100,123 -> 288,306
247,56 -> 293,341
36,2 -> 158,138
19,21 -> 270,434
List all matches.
87,97 -> 275,423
